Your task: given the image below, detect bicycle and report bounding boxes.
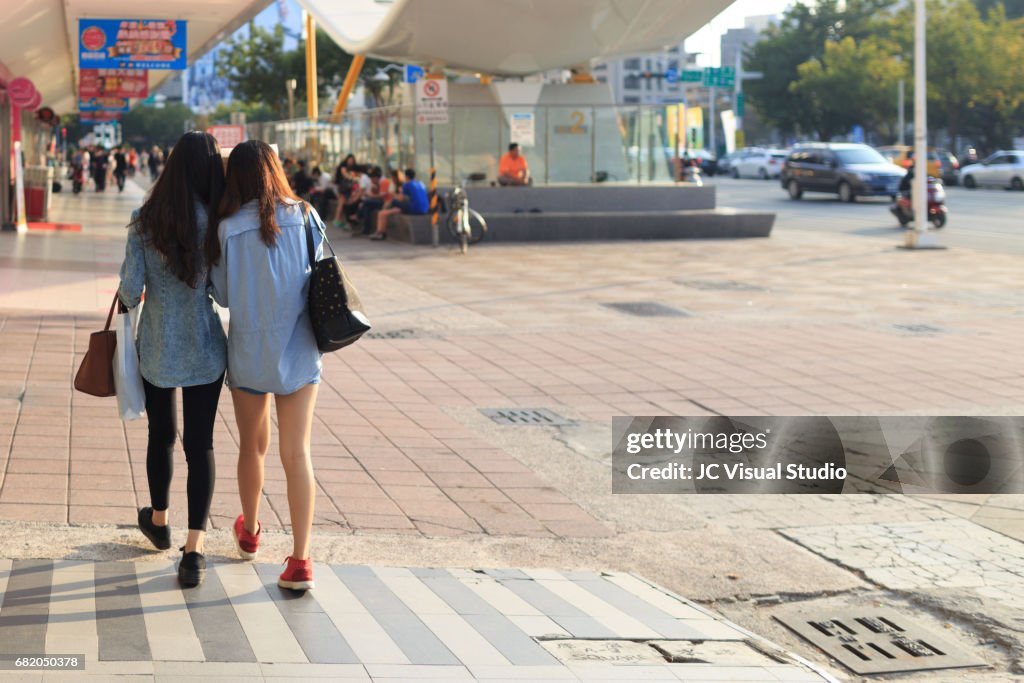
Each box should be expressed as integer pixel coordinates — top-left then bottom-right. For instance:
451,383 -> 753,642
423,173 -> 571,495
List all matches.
444,180 -> 487,254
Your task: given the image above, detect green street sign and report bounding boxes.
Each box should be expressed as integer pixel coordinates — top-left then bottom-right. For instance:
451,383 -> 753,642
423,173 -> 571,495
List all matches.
703,67 -> 736,88
681,69 -> 703,83
737,92 -> 745,118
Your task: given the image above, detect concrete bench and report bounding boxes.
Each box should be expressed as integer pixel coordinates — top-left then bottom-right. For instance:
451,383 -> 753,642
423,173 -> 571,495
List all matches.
387,209 -> 773,244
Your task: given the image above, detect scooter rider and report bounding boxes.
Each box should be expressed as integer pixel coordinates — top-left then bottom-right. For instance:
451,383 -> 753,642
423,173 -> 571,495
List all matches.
898,163 -> 914,196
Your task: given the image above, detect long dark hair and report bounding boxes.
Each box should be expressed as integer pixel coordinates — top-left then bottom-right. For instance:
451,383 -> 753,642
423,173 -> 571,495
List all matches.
135,131 -> 224,288
208,140 -> 301,265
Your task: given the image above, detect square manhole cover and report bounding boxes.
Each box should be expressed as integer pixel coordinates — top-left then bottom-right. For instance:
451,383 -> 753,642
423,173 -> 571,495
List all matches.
602,302 -> 691,317
775,607 -> 985,675
480,408 -> 574,426
676,279 -> 767,292
893,323 -> 946,335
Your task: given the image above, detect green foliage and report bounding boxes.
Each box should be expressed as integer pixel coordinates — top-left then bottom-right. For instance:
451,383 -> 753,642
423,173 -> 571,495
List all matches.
790,36 -> 908,140
744,0 -> 900,137
974,0 -> 1024,18
120,102 -> 195,148
216,24 -> 403,118
746,0 -> 1024,147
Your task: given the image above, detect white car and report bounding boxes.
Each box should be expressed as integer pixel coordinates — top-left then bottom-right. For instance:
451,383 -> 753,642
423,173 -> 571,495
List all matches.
732,149 -> 789,179
959,150 -> 1024,191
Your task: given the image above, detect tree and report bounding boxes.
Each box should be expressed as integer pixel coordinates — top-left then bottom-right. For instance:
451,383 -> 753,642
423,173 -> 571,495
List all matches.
120,102 -> 195,149
790,37 -> 909,140
974,0 -> 1024,18
216,24 -> 301,119
217,24 -> 403,118
744,0 -> 901,138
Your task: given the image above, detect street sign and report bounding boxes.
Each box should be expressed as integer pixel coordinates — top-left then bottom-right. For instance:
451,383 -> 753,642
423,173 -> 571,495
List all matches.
664,68 -> 679,84
79,18 -> 187,70
405,64 -> 425,84
702,67 -> 735,88
681,70 -> 703,83
737,92 -> 745,118
415,78 -> 448,125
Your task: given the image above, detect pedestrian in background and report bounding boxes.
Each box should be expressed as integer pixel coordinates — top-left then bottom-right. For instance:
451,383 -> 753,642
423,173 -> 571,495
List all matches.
118,131 -> 228,588
208,140 -> 324,592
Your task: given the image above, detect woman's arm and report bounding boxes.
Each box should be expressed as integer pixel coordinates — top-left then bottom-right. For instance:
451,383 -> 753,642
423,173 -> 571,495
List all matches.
117,218 -> 145,307
209,231 -> 230,308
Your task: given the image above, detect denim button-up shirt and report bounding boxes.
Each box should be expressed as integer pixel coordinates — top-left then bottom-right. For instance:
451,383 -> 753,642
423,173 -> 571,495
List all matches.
118,204 -> 228,388
209,199 -> 324,395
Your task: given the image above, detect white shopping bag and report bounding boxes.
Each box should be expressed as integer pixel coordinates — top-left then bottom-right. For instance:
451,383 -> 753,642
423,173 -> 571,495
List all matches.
113,305 -> 146,421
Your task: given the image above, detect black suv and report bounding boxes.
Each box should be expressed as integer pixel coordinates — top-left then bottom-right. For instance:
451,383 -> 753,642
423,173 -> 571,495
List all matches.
781,143 -> 906,202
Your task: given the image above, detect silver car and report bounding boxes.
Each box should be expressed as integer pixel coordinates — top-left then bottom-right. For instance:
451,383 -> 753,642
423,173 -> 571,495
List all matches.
959,150 -> 1024,191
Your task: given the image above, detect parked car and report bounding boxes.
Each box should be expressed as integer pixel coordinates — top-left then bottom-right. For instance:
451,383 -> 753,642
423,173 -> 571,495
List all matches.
877,145 -> 959,185
781,143 -> 906,202
959,151 -> 1024,191
733,149 -> 788,179
717,147 -> 764,175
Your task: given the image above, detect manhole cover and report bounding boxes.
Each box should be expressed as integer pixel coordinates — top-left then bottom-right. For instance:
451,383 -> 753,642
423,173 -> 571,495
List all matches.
775,608 -> 985,675
676,279 -> 766,292
480,408 -> 574,426
893,324 -> 945,335
602,302 -> 691,317
365,328 -> 421,340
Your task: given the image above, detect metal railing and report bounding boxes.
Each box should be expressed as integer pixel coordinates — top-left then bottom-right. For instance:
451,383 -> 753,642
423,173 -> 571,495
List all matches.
246,103 -> 699,185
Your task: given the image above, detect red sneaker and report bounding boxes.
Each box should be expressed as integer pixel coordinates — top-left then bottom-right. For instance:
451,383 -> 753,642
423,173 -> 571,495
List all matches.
232,514 -> 261,561
278,556 -> 314,591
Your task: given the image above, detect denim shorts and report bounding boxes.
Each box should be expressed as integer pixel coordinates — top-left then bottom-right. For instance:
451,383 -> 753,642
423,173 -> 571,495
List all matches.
235,380 -> 320,396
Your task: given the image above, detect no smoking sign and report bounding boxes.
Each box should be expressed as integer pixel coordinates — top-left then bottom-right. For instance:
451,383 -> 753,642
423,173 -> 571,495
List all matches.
415,78 -> 449,125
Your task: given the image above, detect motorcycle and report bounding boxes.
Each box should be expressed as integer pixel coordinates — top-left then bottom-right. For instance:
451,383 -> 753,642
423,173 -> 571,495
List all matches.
890,176 -> 947,228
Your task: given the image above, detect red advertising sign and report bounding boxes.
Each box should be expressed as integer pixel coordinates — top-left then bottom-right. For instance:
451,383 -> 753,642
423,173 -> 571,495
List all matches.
80,69 -> 148,99
8,77 -> 38,108
206,125 -> 246,149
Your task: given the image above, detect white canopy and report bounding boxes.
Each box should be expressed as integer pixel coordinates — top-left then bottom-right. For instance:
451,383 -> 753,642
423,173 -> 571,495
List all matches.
0,0 -> 268,113
300,0 -> 735,76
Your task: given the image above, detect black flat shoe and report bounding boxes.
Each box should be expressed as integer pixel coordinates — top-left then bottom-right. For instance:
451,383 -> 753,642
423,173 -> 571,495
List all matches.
138,507 -> 171,550
177,547 -> 206,588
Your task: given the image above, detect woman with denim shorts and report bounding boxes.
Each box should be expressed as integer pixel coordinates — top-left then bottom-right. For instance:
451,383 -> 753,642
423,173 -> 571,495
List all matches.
208,141 -> 324,591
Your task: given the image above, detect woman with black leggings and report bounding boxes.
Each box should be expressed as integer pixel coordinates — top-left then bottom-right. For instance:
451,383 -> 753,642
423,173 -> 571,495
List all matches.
118,131 -> 228,587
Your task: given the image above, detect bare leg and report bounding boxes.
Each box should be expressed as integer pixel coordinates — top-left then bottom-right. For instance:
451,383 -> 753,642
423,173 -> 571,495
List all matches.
275,384 -> 319,560
376,207 -> 399,234
232,389 -> 272,535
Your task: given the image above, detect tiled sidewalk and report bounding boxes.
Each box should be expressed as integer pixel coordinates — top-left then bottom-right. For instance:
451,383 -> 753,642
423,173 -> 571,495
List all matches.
0,558 -> 831,682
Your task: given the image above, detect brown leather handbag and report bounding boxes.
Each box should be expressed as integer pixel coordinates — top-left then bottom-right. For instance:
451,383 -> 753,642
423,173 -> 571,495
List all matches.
74,295 -> 119,397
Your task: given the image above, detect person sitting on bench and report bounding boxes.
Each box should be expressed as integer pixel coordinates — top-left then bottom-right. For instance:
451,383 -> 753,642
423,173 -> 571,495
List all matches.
371,168 -> 430,240
498,143 -> 530,186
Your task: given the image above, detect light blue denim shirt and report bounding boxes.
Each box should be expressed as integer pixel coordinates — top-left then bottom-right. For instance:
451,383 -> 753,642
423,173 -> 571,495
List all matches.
118,203 -> 228,388
209,199 -> 325,395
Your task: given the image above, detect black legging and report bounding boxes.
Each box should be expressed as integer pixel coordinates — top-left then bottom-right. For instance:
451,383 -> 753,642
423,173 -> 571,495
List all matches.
143,375 -> 224,531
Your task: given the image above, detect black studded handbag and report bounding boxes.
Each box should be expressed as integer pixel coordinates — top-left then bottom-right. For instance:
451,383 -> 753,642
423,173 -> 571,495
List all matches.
303,203 -> 371,352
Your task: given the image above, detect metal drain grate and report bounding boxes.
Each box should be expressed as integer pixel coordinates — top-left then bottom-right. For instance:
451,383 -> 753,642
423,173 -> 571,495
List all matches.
775,608 -> 985,675
676,279 -> 766,292
365,328 -> 421,340
893,323 -> 946,335
602,302 -> 691,317
480,408 -> 574,426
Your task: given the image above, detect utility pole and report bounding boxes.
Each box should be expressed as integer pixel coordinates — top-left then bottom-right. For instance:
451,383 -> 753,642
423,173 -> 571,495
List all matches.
898,79 -> 905,146
286,78 -> 296,120
905,0 -> 940,249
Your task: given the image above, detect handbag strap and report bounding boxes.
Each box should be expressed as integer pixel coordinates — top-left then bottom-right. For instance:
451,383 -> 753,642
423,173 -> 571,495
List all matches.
103,293 -> 118,331
301,201 -> 336,268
